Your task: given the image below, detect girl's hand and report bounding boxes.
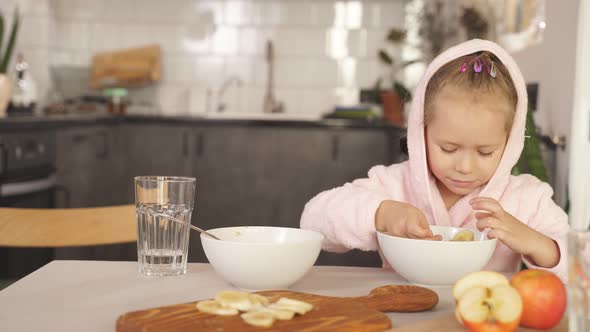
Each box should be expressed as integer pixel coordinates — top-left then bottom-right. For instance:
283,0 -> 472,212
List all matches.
471,197 -> 559,268
375,200 -> 442,240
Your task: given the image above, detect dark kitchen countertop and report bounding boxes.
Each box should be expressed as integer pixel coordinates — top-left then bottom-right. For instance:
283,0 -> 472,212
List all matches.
0,113 -> 404,132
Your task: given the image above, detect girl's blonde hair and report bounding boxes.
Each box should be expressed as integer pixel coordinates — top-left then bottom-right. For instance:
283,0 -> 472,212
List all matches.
424,51 -> 518,131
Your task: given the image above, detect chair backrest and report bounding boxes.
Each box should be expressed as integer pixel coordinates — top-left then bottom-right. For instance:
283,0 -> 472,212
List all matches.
0,205 -> 136,247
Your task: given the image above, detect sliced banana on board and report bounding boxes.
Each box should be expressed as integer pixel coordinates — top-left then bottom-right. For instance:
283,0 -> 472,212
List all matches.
272,298 -> 314,314
215,291 -> 253,311
241,311 -> 275,327
255,306 -> 296,320
249,293 -> 271,307
451,230 -> 474,242
196,291 -> 313,328
196,300 -> 239,316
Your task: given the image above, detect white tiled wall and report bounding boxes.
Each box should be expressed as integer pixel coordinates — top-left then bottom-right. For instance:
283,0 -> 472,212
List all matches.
0,0 -> 409,117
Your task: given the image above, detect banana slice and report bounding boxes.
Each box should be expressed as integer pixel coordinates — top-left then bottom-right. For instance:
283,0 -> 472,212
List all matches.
255,306 -> 296,320
215,291 -> 252,311
272,298 -> 314,314
248,293 -> 270,307
451,230 -> 474,242
196,300 -> 239,316
241,311 -> 275,327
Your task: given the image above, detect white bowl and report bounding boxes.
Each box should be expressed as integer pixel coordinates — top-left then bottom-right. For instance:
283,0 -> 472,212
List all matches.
377,226 -> 497,286
201,226 -> 323,290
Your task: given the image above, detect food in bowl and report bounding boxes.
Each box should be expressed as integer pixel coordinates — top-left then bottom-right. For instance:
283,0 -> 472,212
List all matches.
201,226 -> 323,290
451,230 -> 475,242
377,226 -> 497,286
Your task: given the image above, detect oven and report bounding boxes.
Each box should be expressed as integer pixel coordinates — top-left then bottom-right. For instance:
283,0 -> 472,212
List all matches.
0,130 -> 58,278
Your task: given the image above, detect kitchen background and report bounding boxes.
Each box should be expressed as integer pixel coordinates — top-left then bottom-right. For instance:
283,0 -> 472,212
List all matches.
1,0 -> 411,117
0,0 -> 579,206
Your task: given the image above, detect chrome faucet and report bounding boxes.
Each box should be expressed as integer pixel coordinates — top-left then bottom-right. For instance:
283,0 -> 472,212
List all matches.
215,75 -> 243,113
263,40 -> 284,113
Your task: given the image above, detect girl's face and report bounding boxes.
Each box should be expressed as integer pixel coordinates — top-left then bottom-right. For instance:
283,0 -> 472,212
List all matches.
426,85 -> 511,197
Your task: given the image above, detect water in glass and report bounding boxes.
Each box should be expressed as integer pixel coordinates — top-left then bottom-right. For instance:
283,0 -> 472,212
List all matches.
136,203 -> 192,276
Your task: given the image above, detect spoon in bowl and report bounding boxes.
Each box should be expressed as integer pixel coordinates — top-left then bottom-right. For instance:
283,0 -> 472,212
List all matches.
150,212 -> 221,240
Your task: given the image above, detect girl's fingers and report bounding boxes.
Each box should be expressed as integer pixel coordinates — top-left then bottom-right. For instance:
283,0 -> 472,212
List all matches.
486,228 -> 504,240
475,212 -> 492,220
407,221 -> 433,239
476,217 -> 498,231
470,198 -> 503,216
423,234 -> 443,241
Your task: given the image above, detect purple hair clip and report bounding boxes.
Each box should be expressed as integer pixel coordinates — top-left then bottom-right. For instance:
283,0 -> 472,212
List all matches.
473,56 -> 483,73
459,56 -> 496,78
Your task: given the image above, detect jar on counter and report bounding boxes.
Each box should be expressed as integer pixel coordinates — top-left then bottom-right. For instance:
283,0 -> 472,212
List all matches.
103,87 -> 128,114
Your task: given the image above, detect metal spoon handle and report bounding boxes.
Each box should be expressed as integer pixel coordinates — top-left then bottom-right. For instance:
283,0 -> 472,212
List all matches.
152,213 -> 220,240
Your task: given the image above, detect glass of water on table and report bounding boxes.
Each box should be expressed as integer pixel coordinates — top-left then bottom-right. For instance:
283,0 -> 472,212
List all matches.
134,176 -> 196,276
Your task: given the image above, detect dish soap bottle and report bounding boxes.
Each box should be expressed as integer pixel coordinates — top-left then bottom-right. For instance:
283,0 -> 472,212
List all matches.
7,53 -> 37,116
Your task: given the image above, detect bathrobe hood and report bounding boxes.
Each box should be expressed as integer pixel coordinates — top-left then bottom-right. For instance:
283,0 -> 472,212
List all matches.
407,39 -> 528,227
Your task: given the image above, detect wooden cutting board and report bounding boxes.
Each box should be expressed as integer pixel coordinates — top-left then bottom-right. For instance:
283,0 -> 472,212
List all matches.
390,314 -> 568,331
90,44 -> 161,89
116,285 -> 439,332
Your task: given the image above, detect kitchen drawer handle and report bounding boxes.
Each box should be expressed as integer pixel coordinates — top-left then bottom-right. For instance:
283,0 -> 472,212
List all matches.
96,131 -> 109,159
0,173 -> 57,197
196,132 -> 204,157
331,135 -> 339,161
182,132 -> 189,157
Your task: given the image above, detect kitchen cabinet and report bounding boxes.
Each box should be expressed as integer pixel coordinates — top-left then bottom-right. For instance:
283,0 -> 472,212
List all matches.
185,126 -> 285,263
279,128 -> 402,267
52,120 -> 403,267
185,125 -> 402,267
54,125 -> 134,261
55,125 -> 122,208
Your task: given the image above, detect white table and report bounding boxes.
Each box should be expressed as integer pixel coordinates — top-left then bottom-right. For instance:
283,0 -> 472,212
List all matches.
0,261 -> 457,331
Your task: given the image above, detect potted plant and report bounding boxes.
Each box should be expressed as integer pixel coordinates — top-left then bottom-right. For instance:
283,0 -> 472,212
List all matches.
375,28 -> 420,126
0,8 -> 20,117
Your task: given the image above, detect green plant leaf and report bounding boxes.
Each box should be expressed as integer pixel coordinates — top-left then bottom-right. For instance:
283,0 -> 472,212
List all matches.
512,106 -> 549,182
393,81 -> 412,102
0,13 -> 4,61
0,8 -> 19,74
378,50 -> 393,65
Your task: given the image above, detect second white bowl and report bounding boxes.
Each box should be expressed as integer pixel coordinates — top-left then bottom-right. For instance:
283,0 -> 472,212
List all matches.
377,226 -> 497,286
201,226 -> 323,290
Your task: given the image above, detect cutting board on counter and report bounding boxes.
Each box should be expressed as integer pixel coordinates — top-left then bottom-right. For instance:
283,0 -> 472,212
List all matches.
116,285 -> 439,332
390,314 -> 568,332
90,44 -> 161,89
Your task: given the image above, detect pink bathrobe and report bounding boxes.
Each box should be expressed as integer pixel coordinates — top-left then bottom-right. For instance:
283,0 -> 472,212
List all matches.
300,39 -> 569,281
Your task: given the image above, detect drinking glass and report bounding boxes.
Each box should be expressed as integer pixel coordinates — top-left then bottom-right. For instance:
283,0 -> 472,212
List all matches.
568,228 -> 590,331
134,176 -> 196,276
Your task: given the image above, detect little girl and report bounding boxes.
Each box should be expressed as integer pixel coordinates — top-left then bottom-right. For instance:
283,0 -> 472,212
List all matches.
300,39 -> 569,280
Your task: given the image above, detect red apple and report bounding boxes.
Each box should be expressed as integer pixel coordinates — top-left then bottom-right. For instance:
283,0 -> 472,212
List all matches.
457,284 -> 523,332
510,269 -> 566,329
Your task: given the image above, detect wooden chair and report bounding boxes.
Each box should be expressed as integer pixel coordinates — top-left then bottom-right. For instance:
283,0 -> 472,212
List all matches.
0,205 -> 136,247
